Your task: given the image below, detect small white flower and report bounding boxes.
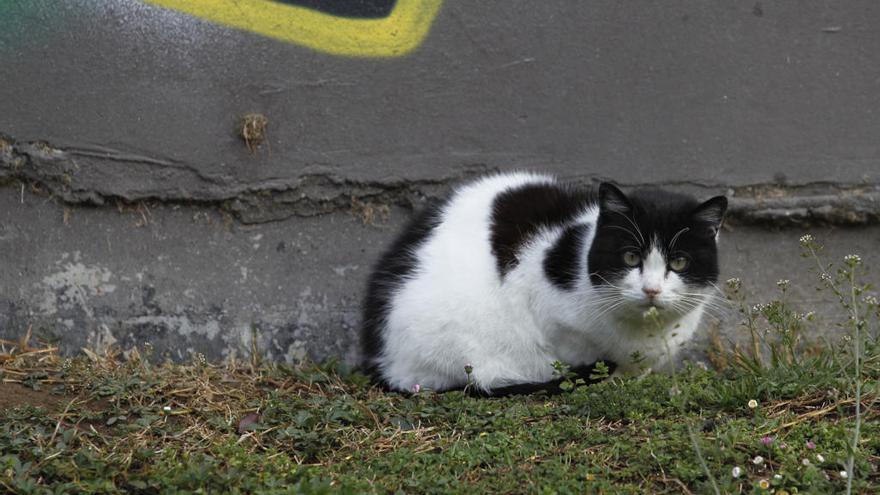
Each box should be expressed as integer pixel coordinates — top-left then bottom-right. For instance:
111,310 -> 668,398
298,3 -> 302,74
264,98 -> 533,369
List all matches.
642,306 -> 659,319
748,399 -> 759,409
752,455 -> 764,465
731,466 -> 743,478
839,470 -> 848,479
803,311 -> 815,321
802,458 -> 810,466
773,474 -> 783,480
844,254 -> 862,265
799,234 -> 814,245
163,406 -> 172,412
863,295 -> 879,306
815,453 -> 824,463
820,273 -> 832,283
411,383 -> 421,394
726,278 -> 742,290
776,279 -> 791,289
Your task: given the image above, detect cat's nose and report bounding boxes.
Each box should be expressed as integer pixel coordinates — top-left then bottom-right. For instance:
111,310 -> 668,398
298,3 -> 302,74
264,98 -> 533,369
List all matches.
642,287 -> 661,298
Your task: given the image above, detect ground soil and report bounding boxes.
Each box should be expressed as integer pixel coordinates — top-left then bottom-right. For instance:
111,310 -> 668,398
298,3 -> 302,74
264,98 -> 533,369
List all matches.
0,381 -> 68,411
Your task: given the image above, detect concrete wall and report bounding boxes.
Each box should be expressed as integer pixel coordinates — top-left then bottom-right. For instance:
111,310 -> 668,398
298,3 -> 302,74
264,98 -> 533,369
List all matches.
1,1 -> 878,363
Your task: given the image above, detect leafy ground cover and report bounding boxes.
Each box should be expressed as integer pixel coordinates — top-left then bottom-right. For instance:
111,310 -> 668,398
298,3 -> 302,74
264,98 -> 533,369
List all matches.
1,238 -> 878,494
1,335 -> 876,494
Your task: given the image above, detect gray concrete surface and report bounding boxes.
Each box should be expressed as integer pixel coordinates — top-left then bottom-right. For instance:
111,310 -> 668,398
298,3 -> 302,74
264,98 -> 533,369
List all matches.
1,0 -> 878,362
1,191 -> 878,363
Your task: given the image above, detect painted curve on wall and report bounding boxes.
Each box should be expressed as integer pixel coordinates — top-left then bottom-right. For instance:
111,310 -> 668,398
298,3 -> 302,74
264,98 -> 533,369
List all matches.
143,0 -> 444,57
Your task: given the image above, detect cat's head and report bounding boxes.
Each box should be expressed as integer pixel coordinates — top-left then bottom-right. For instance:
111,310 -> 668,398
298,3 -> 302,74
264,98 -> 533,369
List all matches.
587,183 -> 727,321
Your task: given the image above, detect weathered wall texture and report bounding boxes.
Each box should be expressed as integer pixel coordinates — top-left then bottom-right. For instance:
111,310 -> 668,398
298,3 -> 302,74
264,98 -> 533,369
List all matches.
1,1 -> 879,363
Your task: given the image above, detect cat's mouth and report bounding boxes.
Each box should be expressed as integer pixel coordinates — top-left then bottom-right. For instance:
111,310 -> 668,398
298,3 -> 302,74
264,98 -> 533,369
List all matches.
640,300 -> 666,310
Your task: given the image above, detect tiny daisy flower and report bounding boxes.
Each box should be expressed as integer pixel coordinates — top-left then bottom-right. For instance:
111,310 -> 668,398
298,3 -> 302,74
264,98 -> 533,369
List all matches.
806,440 -> 816,450
815,453 -> 824,463
839,470 -> 848,479
760,435 -> 774,446
801,458 -> 810,466
758,479 -> 770,489
731,466 -> 743,478
753,455 -> 764,465
411,383 -> 421,393
748,399 -> 759,409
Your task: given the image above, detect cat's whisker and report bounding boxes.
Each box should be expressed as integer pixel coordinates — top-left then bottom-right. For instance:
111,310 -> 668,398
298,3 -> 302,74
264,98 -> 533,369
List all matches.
707,281 -> 727,294
590,300 -> 628,321
602,225 -> 643,247
668,227 -> 690,253
677,292 -> 731,308
674,297 -> 730,320
609,210 -> 646,246
588,272 -> 629,291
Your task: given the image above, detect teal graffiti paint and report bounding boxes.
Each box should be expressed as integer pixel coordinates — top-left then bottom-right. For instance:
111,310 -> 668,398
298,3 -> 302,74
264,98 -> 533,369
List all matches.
0,1 -> 65,52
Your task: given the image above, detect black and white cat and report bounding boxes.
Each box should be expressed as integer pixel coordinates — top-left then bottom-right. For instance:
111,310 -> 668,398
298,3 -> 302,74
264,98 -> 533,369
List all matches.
361,172 -> 727,394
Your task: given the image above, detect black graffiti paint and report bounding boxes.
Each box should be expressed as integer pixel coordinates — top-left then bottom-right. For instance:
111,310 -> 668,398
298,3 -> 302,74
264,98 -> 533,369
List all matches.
270,0 -> 397,19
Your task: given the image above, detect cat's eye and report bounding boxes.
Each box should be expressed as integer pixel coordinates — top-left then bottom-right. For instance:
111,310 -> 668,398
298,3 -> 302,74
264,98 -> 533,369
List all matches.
669,257 -> 689,272
622,251 -> 641,267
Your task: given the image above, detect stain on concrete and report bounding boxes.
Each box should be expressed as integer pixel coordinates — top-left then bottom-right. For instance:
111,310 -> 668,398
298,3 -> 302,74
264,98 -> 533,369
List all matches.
36,253 -> 116,317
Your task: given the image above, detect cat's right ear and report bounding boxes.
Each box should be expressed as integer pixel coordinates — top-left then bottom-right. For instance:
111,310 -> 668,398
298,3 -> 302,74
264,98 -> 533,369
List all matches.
598,183 -> 633,214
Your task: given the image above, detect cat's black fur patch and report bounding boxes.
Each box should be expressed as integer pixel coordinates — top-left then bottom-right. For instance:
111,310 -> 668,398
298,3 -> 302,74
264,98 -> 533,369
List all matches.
544,223 -> 590,290
361,198 -> 448,371
490,184 -> 593,277
481,361 -> 617,397
588,184 -> 726,288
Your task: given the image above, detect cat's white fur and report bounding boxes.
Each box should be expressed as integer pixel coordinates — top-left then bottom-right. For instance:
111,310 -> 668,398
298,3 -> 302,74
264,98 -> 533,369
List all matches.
378,172 -> 709,392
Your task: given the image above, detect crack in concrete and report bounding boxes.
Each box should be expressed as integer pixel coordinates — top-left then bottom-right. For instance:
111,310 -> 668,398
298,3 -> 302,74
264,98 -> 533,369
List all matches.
0,133 -> 492,222
727,188 -> 880,227
2,133 -> 879,226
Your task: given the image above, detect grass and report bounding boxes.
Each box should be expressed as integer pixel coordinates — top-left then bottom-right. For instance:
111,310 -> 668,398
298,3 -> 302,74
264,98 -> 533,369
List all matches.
1,238 -> 878,494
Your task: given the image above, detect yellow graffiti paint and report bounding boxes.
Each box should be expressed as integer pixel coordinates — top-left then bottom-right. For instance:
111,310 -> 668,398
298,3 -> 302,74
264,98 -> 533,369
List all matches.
144,0 -> 443,57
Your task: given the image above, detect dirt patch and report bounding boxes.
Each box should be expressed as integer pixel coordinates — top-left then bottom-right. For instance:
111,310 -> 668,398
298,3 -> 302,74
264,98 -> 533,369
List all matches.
0,381 -> 69,411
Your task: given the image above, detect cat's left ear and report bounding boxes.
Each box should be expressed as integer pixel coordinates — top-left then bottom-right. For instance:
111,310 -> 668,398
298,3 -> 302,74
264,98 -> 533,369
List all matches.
598,183 -> 633,214
692,196 -> 728,238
